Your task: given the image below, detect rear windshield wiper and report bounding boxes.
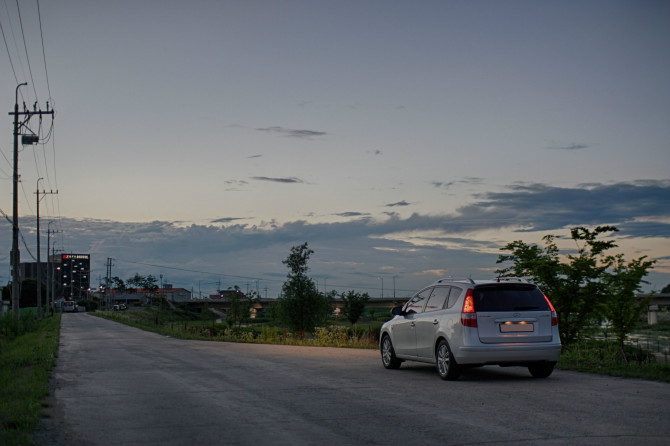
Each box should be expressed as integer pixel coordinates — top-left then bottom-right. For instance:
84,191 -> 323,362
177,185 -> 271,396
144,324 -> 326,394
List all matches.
512,306 -> 542,311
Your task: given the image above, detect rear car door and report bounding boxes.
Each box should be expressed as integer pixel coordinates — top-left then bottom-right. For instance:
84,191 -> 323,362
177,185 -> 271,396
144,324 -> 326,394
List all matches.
473,284 -> 554,344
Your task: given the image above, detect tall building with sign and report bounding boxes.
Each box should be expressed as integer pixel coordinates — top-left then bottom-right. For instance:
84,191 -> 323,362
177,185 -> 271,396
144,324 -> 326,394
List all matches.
50,254 -> 91,299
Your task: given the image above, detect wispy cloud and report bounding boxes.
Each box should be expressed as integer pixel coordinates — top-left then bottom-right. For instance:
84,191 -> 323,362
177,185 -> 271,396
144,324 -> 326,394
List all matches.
333,211 -> 370,218
224,180 -> 248,185
547,143 -> 590,150
386,200 -> 411,207
252,176 -> 304,184
432,177 -> 483,189
211,217 -> 247,224
256,126 -> 326,139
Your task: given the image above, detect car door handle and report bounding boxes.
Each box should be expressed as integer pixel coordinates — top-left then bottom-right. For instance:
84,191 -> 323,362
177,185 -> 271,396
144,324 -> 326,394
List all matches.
433,320 -> 439,325
410,322 -> 415,328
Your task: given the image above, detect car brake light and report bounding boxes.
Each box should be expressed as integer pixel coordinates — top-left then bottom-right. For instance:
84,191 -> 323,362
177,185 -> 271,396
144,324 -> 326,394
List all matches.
461,289 -> 477,327
543,294 -> 558,326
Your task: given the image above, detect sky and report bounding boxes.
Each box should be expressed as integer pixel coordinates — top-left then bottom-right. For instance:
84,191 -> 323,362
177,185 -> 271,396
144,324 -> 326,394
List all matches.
1,0 -> 668,299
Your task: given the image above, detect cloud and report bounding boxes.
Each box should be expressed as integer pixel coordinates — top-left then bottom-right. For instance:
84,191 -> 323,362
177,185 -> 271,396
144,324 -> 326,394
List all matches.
386,200 -> 411,207
467,179 -> 670,235
252,176 -> 304,184
432,177 -> 483,189
4,179 -> 667,299
333,212 -> 370,218
211,217 -> 247,224
256,126 -> 326,138
547,143 -> 590,150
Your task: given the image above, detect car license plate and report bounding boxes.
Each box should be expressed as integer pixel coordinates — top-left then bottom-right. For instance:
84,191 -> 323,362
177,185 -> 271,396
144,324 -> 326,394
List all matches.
500,322 -> 534,332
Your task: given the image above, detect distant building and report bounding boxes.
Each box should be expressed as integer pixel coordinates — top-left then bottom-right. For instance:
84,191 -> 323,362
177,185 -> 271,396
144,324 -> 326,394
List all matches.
20,253 -> 91,300
19,262 -> 47,281
51,254 -> 91,299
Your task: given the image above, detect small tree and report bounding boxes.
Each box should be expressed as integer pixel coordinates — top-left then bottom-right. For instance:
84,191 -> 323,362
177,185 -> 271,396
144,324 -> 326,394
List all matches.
126,273 -> 144,293
110,276 -> 126,292
341,290 -> 369,326
141,275 -> 159,293
603,254 -> 655,349
226,286 -> 256,333
277,243 -> 329,337
497,226 -> 654,346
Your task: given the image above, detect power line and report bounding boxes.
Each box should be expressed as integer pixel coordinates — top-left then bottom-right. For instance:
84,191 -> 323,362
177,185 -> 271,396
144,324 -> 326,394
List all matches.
0,10 -> 19,84
15,0 -> 39,100
36,0 -> 51,99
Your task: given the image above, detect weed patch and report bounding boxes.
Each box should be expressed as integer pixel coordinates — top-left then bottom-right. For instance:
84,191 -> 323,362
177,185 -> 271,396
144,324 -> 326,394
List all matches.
0,313 -> 61,445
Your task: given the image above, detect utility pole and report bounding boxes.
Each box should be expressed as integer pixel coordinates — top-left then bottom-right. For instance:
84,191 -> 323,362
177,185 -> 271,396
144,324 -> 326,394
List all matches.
105,258 -> 114,310
46,221 -> 62,316
9,83 -> 54,320
35,180 -> 58,319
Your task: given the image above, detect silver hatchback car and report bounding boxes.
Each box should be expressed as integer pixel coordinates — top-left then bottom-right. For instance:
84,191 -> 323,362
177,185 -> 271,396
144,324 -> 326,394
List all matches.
379,278 -> 561,380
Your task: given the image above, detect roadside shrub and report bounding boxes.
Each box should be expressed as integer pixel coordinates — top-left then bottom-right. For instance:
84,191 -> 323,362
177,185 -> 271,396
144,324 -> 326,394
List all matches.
314,326 -> 350,346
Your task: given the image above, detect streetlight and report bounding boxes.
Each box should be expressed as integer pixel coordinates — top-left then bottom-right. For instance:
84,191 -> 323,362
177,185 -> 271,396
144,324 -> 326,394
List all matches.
378,276 -> 384,299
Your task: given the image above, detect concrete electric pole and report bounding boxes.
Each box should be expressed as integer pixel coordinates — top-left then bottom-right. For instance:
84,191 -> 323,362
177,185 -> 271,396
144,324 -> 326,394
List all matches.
8,83 -> 55,320
35,181 -> 58,319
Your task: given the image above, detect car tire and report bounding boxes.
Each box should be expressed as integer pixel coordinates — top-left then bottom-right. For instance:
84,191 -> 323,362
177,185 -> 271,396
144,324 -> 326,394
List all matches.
380,335 -> 402,369
436,339 -> 461,380
528,361 -> 556,378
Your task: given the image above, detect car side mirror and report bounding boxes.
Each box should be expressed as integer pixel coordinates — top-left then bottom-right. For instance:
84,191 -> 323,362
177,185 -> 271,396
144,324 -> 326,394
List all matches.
391,306 -> 406,316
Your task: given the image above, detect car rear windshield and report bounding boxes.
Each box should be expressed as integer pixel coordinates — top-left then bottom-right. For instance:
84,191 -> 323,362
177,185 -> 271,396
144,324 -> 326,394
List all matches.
472,284 -> 549,312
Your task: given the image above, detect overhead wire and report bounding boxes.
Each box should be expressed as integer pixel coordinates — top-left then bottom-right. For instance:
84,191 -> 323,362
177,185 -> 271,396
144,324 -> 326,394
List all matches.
36,0 -> 51,99
0,8 -> 19,84
15,0 -> 39,100
2,0 -> 29,103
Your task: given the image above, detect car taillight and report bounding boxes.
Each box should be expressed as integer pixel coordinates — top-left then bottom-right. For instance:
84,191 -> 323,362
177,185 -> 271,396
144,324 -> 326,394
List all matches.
544,294 -> 558,326
461,289 -> 477,327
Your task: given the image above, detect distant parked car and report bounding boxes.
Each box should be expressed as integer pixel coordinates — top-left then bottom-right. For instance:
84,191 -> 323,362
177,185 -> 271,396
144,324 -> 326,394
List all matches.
112,304 -> 127,311
62,301 -> 78,313
379,278 -> 561,380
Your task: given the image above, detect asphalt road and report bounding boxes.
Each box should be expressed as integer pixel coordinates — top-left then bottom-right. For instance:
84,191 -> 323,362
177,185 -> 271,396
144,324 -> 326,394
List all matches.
34,313 -> 670,446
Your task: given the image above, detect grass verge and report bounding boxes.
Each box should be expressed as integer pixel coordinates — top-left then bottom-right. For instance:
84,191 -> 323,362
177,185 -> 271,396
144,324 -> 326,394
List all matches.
0,311 -> 61,446
94,306 -> 382,348
557,338 -> 670,382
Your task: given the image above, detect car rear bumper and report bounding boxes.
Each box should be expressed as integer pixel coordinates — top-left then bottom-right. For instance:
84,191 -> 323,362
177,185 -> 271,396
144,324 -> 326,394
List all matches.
457,343 -> 561,365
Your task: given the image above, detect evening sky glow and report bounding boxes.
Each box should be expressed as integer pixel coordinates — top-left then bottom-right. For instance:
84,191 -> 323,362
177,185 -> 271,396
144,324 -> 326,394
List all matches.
1,0 -> 668,298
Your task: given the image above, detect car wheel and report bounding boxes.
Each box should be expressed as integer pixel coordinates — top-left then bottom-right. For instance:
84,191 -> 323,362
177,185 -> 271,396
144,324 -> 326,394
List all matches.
436,339 -> 461,380
528,361 -> 556,378
380,335 -> 402,369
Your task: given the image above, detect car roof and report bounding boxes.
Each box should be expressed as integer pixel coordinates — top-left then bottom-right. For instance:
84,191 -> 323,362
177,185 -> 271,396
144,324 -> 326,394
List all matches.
431,277 -> 532,286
